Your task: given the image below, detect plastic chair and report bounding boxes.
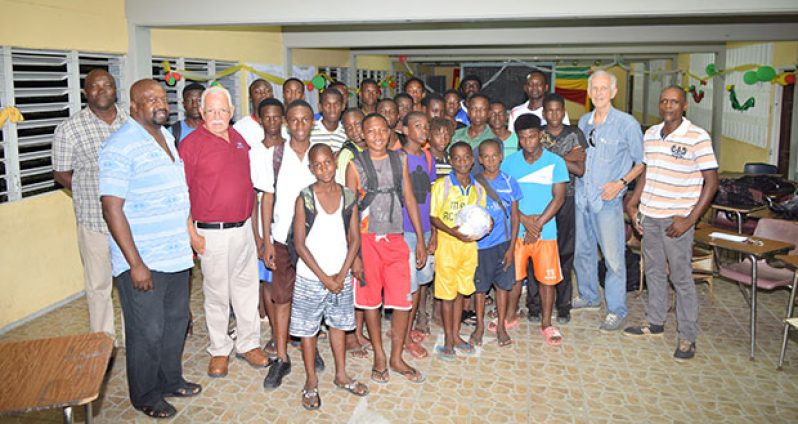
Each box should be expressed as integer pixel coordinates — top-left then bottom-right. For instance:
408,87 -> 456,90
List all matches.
717,219 -> 798,290
743,162 -> 779,175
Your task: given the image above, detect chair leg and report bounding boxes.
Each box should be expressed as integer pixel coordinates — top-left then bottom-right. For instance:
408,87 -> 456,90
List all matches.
778,273 -> 798,369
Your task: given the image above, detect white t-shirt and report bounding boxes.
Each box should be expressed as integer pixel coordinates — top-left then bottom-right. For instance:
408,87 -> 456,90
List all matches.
310,119 -> 347,153
249,140 -> 275,237
297,195 -> 347,280
233,115 -> 263,147
508,101 -> 570,132
269,144 -> 316,244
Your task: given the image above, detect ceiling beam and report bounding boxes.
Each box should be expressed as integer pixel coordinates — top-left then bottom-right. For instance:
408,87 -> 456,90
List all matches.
355,45 -> 724,57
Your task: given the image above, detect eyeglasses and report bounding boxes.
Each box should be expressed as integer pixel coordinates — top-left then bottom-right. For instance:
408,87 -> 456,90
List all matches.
588,128 -> 596,147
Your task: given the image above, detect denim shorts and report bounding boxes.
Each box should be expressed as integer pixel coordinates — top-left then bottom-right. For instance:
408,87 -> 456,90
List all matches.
404,231 -> 435,293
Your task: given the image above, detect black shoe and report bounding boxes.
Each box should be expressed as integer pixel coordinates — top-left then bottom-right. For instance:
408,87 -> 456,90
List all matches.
461,311 -> 477,326
263,358 -> 291,390
556,313 -> 571,325
623,324 -> 665,337
315,351 -> 325,373
673,340 -> 696,361
526,313 -> 541,323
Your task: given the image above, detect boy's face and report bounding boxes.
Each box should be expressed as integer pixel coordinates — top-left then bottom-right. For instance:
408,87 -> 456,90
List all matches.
543,100 -> 565,128
309,149 -> 337,183
444,93 -> 460,117
377,101 -> 399,129
283,81 -> 305,105
342,113 -> 364,144
450,145 -> 474,176
359,82 -> 379,107
467,97 -> 489,127
479,142 -> 503,174
403,115 -> 429,145
488,103 -> 508,130
320,94 -> 343,122
286,106 -> 313,141
405,81 -> 424,104
396,98 -> 412,121
250,81 -> 273,109
518,127 -> 543,153
258,105 -> 283,135
363,117 -> 391,153
429,126 -> 451,152
425,99 -> 444,120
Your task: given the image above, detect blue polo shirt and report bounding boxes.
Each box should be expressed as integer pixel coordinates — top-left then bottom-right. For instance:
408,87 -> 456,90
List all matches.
99,119 -> 194,277
476,171 -> 522,250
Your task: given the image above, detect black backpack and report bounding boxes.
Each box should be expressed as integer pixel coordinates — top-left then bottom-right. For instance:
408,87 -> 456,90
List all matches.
353,150 -> 404,220
286,184 -> 357,266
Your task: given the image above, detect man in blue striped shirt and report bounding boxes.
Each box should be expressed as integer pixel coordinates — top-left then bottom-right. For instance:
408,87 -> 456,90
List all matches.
100,79 -> 199,419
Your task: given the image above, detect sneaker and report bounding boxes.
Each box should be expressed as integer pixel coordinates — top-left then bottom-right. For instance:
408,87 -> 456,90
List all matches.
556,313 -> 571,325
673,340 -> 696,361
314,351 -> 325,373
571,297 -> 600,311
461,310 -> 477,326
263,358 -> 292,390
599,313 -> 625,333
527,312 -> 541,323
623,324 -> 664,337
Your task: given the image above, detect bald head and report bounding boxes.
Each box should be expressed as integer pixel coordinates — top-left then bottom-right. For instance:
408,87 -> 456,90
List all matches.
84,69 -> 117,112
129,79 -> 169,128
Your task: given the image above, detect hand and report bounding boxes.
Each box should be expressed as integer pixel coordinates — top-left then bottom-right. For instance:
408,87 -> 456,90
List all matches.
600,180 -> 625,201
263,242 -> 275,270
190,233 -> 206,255
523,231 -> 539,245
130,263 -> 153,292
427,236 -> 437,255
502,247 -> 514,272
564,146 -> 586,162
321,274 -> 343,294
626,206 -> 643,235
528,216 -> 543,237
666,216 -> 694,238
452,226 -> 475,243
352,257 -> 365,283
415,241 -> 428,269
255,236 -> 266,261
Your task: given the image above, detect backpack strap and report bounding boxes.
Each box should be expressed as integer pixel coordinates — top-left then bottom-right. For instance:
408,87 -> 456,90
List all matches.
355,150 -> 379,211
337,140 -> 359,160
273,142 -> 285,185
355,150 -> 404,222
300,186 -> 317,234
474,173 -> 510,241
388,150 -> 404,206
341,185 -> 356,234
170,121 -> 182,148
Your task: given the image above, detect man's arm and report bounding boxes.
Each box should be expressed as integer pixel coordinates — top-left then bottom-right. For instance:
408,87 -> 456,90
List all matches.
260,192 -> 275,268
102,196 -> 152,291
336,203 -> 361,285
251,193 -> 264,259
666,169 -> 719,237
562,147 -> 586,177
601,163 -> 645,201
344,162 -> 365,281
624,165 -> 647,235
54,171 -> 74,191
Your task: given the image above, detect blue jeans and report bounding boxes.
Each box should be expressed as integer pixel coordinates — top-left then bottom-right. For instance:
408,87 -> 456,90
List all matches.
574,200 -> 628,317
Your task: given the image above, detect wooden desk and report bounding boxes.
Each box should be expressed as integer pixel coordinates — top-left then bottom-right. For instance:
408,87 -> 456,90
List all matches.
0,332 -> 114,424
695,226 -> 795,360
711,203 -> 766,234
777,255 -> 798,369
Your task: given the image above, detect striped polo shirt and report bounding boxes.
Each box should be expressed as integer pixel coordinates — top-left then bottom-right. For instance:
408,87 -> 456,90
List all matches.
310,119 -> 347,153
639,118 -> 718,218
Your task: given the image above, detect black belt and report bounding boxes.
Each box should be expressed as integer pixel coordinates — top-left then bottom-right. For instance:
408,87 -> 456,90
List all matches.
195,220 -> 247,230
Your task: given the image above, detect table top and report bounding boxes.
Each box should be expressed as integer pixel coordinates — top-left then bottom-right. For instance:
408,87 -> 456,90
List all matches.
695,226 -> 795,258
711,203 -> 767,214
0,332 -> 113,415
776,255 -> 798,269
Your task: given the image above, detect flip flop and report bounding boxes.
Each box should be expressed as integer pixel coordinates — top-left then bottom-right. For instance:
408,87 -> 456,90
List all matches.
163,382 -> 202,398
540,326 -> 563,347
454,342 -> 475,355
370,368 -> 389,384
301,387 -> 321,411
138,400 -> 177,419
390,366 -> 426,383
347,344 -> 369,359
404,342 -> 429,359
334,379 -> 369,397
264,339 -> 277,358
409,329 -> 426,344
505,317 -> 520,331
435,345 -> 456,361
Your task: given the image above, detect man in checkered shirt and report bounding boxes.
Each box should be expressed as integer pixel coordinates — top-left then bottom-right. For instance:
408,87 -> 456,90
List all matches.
53,69 -> 128,344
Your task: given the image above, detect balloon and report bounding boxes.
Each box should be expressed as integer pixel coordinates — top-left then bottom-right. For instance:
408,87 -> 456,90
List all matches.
786,74 -> 796,85
306,82 -> 314,91
705,64 -> 717,76
312,75 -> 325,90
743,71 -> 759,85
398,55 -> 407,63
756,66 -> 776,82
174,72 -> 181,81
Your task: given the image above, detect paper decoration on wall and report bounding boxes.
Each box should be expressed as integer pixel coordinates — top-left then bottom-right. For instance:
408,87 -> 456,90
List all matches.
687,84 -> 705,103
0,106 -> 24,129
164,71 -> 182,86
774,71 -> 796,86
726,85 -> 755,111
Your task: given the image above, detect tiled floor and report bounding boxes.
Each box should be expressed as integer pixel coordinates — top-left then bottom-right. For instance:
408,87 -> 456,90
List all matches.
2,267 -> 798,423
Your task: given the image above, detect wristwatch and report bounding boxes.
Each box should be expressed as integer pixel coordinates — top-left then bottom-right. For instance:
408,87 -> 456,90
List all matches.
619,177 -> 628,186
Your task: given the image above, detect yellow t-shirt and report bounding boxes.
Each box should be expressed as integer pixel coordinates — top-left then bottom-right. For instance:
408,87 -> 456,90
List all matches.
430,174 -> 487,237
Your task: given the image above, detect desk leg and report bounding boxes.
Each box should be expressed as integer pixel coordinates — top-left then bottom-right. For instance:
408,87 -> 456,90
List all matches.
85,402 -> 93,424
62,406 -> 73,424
735,211 -> 743,234
749,255 -> 758,361
778,273 -> 798,369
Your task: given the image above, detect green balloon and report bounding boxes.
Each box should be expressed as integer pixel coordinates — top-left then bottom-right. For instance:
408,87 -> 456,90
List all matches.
743,71 -> 759,85
705,64 -> 717,76
312,75 -> 325,90
756,66 -> 776,82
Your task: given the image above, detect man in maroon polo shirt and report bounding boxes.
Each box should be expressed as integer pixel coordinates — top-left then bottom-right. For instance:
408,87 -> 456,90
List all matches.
179,85 -> 269,378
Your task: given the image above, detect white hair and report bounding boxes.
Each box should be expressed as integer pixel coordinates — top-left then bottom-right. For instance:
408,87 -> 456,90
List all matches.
588,70 -> 617,91
200,85 -> 233,111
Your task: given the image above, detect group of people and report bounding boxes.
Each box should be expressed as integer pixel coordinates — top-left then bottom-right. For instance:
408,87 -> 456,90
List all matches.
52,66 -> 718,417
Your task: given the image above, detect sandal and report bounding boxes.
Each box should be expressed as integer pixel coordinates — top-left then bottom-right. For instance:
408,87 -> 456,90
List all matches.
334,379 -> 369,397
403,342 -> 428,359
435,345 -> 456,361
264,339 -> 277,358
454,342 -> 475,356
540,326 -> 563,347
138,400 -> 177,419
348,344 -> 369,359
390,366 -> 426,383
409,329 -> 426,344
370,368 -> 389,384
301,387 -> 321,411
487,317 -> 520,333
163,382 -> 202,398
487,308 -> 498,320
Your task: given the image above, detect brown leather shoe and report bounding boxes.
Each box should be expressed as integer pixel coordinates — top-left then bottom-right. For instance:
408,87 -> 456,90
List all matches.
208,356 -> 229,378
236,347 -> 270,368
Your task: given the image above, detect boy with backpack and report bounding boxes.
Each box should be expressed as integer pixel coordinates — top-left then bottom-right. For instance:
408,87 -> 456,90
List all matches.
473,139 -> 522,347
430,141 -> 486,360
290,144 -> 368,410
345,113 -> 428,384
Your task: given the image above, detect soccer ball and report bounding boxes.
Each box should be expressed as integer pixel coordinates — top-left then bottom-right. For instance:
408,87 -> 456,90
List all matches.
456,205 -> 493,240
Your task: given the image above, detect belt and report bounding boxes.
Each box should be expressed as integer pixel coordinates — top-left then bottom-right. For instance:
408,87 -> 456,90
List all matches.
195,220 -> 247,230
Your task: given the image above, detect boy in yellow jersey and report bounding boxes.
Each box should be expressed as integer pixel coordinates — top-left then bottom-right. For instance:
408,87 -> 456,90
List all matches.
430,141 -> 486,360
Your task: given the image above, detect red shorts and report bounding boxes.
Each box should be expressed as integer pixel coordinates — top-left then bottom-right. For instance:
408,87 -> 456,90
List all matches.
514,238 -> 563,285
355,233 -> 412,310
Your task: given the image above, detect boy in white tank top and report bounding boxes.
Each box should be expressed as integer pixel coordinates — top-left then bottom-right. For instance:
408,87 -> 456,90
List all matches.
289,144 -> 368,410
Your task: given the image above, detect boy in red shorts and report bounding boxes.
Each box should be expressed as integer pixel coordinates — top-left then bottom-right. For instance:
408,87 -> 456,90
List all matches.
345,113 -> 428,384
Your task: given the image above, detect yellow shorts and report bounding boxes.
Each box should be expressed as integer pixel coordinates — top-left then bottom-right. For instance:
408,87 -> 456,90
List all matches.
514,238 -> 563,285
434,235 -> 477,300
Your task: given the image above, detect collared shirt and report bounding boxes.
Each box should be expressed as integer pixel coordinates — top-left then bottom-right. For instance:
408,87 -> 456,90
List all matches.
508,100 -> 571,132
98,119 -> 194,277
640,118 -> 718,218
269,142 -> 316,244
576,107 -> 644,213
310,119 -> 347,153
52,105 -> 128,233
178,125 -> 255,223
453,125 -> 496,152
